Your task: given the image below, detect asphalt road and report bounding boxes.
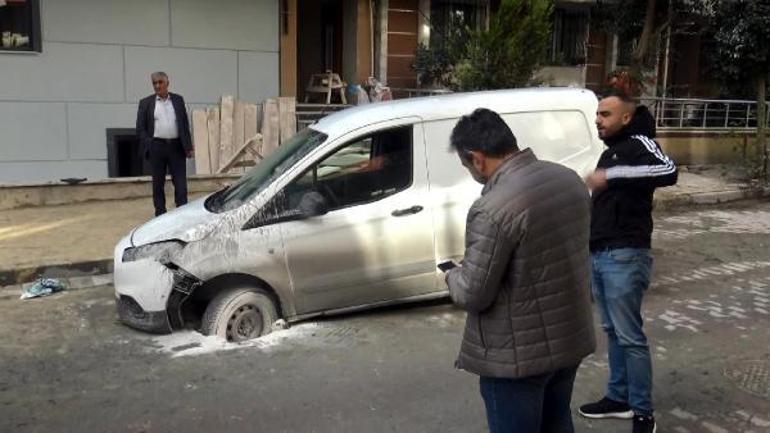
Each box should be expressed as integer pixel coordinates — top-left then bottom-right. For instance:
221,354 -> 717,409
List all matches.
2,201 -> 770,433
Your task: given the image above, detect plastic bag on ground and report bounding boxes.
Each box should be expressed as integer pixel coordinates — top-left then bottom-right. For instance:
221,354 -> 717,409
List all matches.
20,278 -> 67,300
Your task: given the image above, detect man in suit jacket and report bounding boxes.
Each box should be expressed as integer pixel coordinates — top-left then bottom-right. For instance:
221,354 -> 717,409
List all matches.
136,71 -> 194,216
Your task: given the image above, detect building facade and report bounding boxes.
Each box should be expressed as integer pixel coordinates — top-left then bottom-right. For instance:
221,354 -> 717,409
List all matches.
1,0 -> 716,183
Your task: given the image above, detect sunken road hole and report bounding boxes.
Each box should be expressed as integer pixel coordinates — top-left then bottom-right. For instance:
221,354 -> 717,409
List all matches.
724,360 -> 770,399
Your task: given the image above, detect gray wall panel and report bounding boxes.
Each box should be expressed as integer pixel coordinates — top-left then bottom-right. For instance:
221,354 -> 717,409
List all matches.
68,104 -> 138,160
238,51 -> 279,103
41,0 -> 170,46
0,1 -> 279,182
0,161 -> 107,183
0,43 -> 124,102
0,102 -> 67,161
170,0 -> 279,51
125,46 -> 238,104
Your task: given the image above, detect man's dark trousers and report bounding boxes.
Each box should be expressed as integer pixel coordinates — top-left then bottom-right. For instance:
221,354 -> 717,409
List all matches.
480,364 -> 580,433
149,137 -> 187,216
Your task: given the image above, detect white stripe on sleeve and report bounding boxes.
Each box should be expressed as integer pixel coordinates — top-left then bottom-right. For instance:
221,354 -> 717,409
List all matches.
605,135 -> 676,180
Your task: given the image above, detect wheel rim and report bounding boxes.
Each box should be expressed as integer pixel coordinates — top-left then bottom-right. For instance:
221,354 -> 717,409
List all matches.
226,304 -> 263,342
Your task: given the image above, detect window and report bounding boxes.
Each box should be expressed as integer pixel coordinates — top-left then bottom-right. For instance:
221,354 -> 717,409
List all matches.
616,37 -> 635,67
273,126 -> 413,218
207,128 -> 328,213
501,111 -> 592,162
548,8 -> 588,65
429,0 -> 485,47
0,0 -> 41,52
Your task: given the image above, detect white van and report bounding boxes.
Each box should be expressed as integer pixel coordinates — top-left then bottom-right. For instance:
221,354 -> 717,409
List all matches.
114,88 -> 603,341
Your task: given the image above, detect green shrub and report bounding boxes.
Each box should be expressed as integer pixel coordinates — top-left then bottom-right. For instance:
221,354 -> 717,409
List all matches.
412,15 -> 470,88
454,0 -> 553,91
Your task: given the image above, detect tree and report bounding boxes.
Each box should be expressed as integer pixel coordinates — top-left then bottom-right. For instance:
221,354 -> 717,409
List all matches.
634,0 -> 658,67
591,0 -> 705,91
705,0 -> 770,180
591,0 -> 666,76
593,0 -> 770,180
453,0 -> 552,91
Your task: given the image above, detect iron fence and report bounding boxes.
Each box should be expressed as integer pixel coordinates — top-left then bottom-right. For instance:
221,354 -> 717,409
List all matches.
295,103 -> 350,129
642,97 -> 770,130
389,88 -> 453,98
295,94 -> 770,132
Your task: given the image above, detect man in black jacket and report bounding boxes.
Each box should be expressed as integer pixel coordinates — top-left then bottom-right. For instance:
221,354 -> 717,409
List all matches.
579,89 -> 677,433
136,71 -> 194,216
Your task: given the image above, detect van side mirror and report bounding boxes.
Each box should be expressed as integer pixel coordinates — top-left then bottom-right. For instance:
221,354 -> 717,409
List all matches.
297,191 -> 328,218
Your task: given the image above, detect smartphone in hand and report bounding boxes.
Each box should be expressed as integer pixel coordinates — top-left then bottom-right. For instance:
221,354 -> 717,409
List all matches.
437,260 -> 459,272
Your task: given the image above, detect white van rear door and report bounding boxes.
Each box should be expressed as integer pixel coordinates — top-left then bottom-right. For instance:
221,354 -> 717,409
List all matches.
423,119 -> 484,276
501,110 -> 599,175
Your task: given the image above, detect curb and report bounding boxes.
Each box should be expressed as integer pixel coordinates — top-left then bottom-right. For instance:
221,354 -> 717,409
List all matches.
0,258 -> 113,287
0,187 -> 768,287
653,186 -> 770,211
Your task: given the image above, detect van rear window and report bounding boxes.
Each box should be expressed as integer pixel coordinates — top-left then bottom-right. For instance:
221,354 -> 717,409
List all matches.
501,111 -> 592,162
423,110 -> 593,189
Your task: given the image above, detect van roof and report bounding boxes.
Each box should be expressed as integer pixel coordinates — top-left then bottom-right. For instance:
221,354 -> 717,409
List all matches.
311,87 -> 598,137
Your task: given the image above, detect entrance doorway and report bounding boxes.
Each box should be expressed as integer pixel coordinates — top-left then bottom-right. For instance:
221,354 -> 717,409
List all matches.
297,0 -> 344,102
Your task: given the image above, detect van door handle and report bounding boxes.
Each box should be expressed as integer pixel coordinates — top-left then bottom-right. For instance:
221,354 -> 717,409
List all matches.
391,205 -> 423,217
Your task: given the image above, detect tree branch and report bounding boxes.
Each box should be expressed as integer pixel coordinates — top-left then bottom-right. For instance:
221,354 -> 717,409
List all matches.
633,0 -> 657,65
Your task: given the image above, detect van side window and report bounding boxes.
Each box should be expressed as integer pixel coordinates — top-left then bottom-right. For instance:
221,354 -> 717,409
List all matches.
280,125 -> 413,213
500,111 -> 591,162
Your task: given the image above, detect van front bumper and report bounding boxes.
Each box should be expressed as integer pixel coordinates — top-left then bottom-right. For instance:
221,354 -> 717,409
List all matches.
114,235 -> 175,333
116,294 -> 172,334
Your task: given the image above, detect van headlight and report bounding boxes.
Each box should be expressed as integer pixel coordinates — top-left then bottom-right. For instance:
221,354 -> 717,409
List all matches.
122,240 -> 186,263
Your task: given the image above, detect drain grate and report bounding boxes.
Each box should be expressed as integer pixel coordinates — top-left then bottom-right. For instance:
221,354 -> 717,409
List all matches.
724,360 -> 770,399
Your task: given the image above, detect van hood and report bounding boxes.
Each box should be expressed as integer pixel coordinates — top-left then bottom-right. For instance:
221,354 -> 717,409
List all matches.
130,196 -> 218,246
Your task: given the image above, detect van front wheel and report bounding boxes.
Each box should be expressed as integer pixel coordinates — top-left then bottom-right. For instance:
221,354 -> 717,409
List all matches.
201,288 -> 278,342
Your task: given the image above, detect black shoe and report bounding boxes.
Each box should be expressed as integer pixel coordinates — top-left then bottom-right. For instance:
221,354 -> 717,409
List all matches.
632,414 -> 656,433
578,397 -> 634,419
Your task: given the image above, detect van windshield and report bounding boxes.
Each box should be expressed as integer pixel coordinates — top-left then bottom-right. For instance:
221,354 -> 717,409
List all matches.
205,128 -> 328,213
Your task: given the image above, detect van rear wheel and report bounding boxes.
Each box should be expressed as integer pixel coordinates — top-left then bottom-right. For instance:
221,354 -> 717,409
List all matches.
201,288 -> 278,342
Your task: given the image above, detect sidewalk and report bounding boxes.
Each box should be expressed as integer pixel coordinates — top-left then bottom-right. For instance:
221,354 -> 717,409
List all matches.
655,165 -> 770,209
1,168 -> 768,286
0,192 -> 203,286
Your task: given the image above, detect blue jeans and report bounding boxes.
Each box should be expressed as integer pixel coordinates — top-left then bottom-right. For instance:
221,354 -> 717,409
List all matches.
591,247 -> 653,415
479,365 -> 579,433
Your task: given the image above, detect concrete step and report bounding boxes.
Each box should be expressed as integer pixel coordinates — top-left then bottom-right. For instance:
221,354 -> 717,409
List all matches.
0,174 -> 239,210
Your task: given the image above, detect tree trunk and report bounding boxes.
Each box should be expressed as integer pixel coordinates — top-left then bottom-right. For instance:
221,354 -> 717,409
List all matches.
632,0 -> 657,72
758,75 -> 767,182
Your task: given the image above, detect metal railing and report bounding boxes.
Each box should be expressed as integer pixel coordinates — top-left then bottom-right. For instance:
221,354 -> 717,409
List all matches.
293,88 -> 451,128
388,92 -> 769,130
390,87 -> 453,98
642,97 -> 770,130
295,103 -> 350,129
295,94 -> 769,131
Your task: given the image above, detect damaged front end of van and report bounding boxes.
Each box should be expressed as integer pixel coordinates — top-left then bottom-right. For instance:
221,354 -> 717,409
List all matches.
114,235 -> 206,334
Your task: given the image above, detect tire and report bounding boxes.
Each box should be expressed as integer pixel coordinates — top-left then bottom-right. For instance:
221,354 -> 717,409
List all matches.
200,288 -> 278,342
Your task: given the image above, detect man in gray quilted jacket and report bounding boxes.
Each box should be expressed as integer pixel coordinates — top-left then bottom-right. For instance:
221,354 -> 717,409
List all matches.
445,108 -> 596,433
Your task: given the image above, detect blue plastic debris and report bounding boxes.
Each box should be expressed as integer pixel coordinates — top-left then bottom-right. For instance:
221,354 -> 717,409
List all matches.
20,278 -> 67,300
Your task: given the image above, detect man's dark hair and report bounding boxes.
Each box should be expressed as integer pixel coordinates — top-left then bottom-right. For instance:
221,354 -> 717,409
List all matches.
600,87 -> 637,105
450,108 -> 518,158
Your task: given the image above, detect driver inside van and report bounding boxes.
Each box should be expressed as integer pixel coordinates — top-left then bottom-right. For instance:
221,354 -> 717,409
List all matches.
281,127 -> 412,212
